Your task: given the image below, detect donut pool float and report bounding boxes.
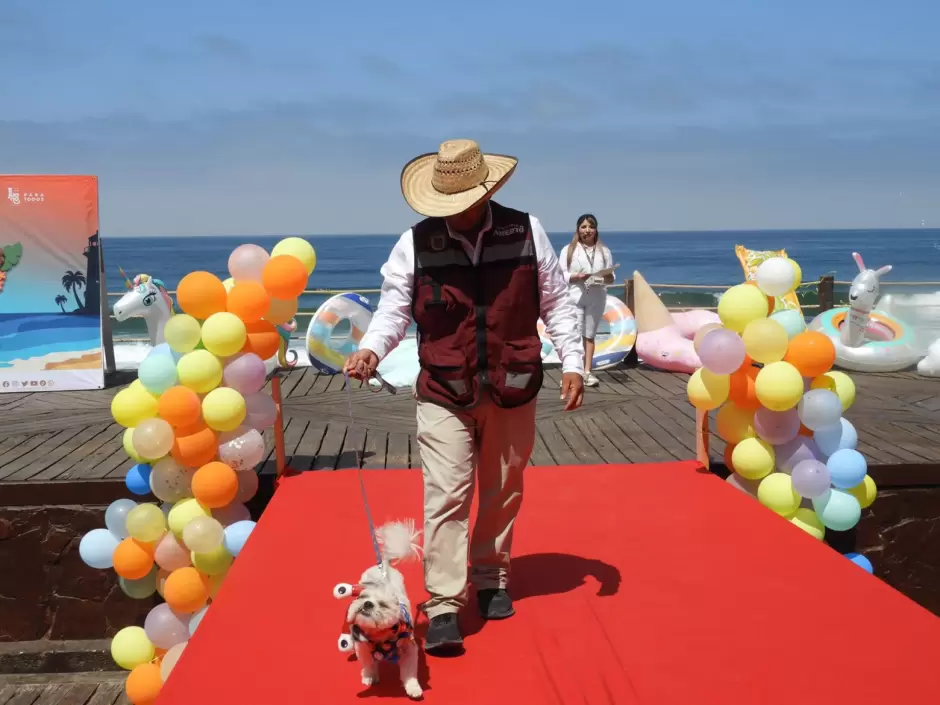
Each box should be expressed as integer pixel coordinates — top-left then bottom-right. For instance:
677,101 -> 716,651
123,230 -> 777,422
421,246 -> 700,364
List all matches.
808,308 -> 921,372
537,295 -> 637,370
305,293 -> 373,374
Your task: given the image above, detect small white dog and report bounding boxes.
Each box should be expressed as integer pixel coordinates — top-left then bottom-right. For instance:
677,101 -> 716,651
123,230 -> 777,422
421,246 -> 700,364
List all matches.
334,520 -> 423,699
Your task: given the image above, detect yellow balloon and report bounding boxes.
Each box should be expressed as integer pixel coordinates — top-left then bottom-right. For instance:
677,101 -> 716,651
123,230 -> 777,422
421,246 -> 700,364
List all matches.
789,507 -> 825,540
111,386 -> 159,428
265,296 -> 298,326
687,368 -> 730,410
123,427 -> 160,463
716,402 -> 756,444
758,472 -> 801,516
192,544 -> 234,576
742,318 -> 789,364
177,350 -> 223,394
731,437 -> 775,480
811,370 -> 856,411
202,387 -> 247,432
110,626 -> 155,671
167,497 -> 211,536
755,361 -> 803,411
125,503 -> 167,543
272,237 -> 317,275
786,259 -> 802,292
222,277 -> 236,293
848,475 -> 877,509
717,284 -> 769,333
201,312 -> 248,358
164,314 -> 203,354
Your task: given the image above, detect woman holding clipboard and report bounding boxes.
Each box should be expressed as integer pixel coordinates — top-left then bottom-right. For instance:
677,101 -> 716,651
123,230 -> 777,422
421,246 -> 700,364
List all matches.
558,213 -> 617,387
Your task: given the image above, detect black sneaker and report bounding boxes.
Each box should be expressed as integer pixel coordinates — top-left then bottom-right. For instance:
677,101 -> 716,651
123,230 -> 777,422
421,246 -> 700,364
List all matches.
424,613 -> 463,655
477,588 -> 515,620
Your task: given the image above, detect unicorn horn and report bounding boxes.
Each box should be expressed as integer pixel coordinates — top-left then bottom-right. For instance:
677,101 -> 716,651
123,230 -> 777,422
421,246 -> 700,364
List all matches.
118,266 -> 133,290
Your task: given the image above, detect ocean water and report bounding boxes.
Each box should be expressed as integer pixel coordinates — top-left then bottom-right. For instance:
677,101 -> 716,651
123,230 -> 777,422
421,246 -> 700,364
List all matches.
102,228 -> 940,342
0,313 -> 102,366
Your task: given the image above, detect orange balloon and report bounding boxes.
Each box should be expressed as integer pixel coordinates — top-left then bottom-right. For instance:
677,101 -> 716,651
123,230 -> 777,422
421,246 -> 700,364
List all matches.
728,364 -> 760,410
113,538 -> 156,580
126,662 -> 163,705
170,422 -> 219,468
163,567 -> 210,614
724,443 -> 737,473
243,319 -> 281,360
176,272 -> 227,320
192,461 -> 239,509
158,386 -> 202,429
799,423 -> 813,437
261,255 -> 307,300
227,281 -> 270,324
783,331 -> 836,378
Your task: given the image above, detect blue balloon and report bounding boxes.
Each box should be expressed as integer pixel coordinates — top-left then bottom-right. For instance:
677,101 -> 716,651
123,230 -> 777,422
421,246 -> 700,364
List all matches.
138,351 -> 178,395
826,448 -> 867,489
125,463 -> 152,495
151,342 -> 182,363
223,520 -> 257,557
770,309 -> 806,339
812,489 -> 862,531
814,418 -> 858,457
845,552 -> 874,574
79,528 -> 121,569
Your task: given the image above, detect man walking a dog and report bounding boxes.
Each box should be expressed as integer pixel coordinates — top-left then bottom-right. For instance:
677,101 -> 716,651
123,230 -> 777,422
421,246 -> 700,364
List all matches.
346,139 -> 584,654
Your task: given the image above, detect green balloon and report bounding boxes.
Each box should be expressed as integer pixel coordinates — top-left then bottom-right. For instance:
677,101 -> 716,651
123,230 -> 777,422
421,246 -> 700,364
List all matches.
119,566 -> 158,599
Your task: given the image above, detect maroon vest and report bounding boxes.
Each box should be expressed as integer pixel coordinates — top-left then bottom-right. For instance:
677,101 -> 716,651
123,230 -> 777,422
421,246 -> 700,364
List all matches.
411,202 -> 543,409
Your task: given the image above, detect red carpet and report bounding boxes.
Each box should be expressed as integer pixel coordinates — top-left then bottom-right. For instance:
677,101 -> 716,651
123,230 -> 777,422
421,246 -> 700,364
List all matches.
158,462 -> 940,705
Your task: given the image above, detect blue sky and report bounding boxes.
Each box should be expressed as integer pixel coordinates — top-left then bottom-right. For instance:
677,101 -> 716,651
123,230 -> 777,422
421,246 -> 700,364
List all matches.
2,0 -> 939,235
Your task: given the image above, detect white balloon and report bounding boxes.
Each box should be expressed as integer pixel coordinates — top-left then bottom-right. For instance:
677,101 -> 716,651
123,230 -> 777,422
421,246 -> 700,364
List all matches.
218,427 -> 265,471
755,257 -> 796,297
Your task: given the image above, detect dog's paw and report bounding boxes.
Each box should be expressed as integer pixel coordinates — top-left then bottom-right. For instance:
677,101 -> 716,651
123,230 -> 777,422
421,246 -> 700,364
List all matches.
404,679 -> 423,699
361,671 -> 380,687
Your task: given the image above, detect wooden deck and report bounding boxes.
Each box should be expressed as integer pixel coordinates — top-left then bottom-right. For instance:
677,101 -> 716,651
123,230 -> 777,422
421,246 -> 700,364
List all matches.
0,674 -> 128,705
1,365 -> 939,490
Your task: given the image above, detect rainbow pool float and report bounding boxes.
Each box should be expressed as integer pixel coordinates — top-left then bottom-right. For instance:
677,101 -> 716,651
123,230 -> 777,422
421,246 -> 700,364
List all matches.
537,295 -> 636,370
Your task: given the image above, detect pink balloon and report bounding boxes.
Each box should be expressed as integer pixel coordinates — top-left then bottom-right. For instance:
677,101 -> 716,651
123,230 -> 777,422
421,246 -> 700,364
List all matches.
154,532 -> 191,572
754,407 -> 801,445
218,426 -> 265,472
223,353 -> 267,395
234,470 -> 259,504
144,603 -> 191,650
228,244 -> 270,282
698,328 -> 746,375
214,501 -> 252,526
244,393 -> 277,430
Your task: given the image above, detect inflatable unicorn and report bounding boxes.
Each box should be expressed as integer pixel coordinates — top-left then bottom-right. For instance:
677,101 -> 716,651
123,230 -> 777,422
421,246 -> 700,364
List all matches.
112,270 -> 175,346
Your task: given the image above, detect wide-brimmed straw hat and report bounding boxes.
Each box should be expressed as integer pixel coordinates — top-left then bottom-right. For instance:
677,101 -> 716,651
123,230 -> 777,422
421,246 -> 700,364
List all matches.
400,139 -> 518,218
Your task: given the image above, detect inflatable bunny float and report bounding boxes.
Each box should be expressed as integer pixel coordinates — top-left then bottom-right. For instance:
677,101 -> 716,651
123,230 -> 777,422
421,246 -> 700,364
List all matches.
842,252 -> 892,348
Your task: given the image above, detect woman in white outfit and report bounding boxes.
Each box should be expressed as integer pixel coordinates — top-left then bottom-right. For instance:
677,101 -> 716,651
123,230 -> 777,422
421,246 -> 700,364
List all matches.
558,214 -> 615,387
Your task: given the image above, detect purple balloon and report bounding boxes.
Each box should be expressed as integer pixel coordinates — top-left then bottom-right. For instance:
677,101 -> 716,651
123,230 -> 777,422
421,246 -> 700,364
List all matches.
698,329 -> 747,375
244,392 -> 277,430
754,407 -> 801,445
791,459 -> 831,498
144,603 -> 191,649
775,435 -> 824,474
223,353 -> 267,395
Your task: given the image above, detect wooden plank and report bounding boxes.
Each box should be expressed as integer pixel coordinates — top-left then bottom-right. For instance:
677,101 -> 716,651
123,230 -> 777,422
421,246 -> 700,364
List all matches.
291,421 -> 326,471
1,426 -> 106,482
536,420 -> 579,465
259,417 -> 307,475
605,406 -> 673,462
277,368 -> 307,399
620,401 -> 689,460
287,367 -> 320,398
591,369 -> 629,395
529,426 -> 556,466
361,430 -> 389,469
84,684 -> 124,705
312,422 -> 348,471
553,417 -> 606,464
587,410 -> 648,464
570,414 -> 631,465
0,434 -> 29,456
385,432 -> 411,469
0,685 -> 18,705
636,399 -> 699,458
542,368 -> 563,388
33,684 -> 98,705
337,426 -> 367,470
26,426 -> 124,482
621,368 -> 674,399
5,685 -> 44,705
636,368 -> 688,396
859,422 -> 940,464
0,432 -> 57,466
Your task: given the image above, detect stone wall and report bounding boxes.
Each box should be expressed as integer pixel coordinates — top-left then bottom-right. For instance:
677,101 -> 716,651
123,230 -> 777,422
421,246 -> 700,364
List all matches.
0,505 -> 153,642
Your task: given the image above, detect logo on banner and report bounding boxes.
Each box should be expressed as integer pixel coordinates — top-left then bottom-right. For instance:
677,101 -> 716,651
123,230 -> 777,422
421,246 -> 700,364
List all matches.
7,187 -> 20,205
6,188 -> 44,205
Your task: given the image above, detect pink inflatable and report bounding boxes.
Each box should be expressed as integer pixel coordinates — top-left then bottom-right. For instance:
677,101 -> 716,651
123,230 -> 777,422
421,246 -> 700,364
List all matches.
633,272 -> 721,373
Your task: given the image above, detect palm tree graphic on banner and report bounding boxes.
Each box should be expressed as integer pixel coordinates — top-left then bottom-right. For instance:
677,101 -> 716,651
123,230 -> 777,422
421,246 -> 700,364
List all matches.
55,294 -> 68,312
62,269 -> 87,310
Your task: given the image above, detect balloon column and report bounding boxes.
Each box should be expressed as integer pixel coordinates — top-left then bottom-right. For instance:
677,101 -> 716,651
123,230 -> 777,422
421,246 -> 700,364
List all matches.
687,256 -> 877,566
78,237 -> 316,704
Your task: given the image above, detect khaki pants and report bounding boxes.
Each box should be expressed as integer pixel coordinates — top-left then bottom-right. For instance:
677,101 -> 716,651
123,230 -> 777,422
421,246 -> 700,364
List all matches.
416,392 -> 536,619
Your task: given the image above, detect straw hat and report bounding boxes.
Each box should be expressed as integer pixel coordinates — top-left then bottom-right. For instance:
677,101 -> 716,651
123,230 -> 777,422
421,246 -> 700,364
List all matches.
400,139 -> 518,218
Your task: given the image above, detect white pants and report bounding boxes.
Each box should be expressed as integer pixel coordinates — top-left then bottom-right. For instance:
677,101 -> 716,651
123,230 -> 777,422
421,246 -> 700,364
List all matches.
575,295 -> 606,340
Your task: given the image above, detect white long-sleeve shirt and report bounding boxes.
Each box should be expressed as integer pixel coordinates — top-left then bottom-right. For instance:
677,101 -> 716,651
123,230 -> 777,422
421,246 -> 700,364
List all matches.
558,242 -> 614,307
359,205 -> 585,374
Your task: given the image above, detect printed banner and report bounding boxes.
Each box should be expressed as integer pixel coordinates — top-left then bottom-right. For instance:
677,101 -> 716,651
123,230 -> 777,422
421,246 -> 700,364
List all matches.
0,176 -> 105,392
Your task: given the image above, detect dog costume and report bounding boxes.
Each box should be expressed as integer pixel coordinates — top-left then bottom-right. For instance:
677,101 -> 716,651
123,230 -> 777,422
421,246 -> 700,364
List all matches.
334,582 -> 414,663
